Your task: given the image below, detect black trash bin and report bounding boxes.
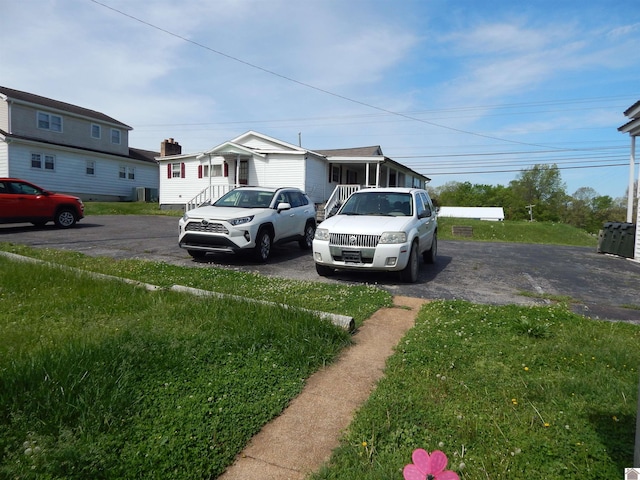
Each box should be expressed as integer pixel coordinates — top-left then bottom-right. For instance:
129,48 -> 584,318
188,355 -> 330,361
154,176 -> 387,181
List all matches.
618,223 -> 636,258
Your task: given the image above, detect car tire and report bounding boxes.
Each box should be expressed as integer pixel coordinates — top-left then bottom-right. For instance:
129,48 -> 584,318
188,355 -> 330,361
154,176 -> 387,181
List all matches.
315,263 -> 334,277
423,233 -> 437,264
400,241 -> 419,283
299,222 -> 316,250
254,228 -> 272,262
187,249 -> 207,259
54,208 -> 77,228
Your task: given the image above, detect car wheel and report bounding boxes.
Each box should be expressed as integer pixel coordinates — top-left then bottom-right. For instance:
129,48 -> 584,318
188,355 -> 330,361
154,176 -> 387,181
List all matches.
54,208 -> 76,228
254,228 -> 272,262
299,222 -> 316,250
423,233 -> 437,264
400,241 -> 419,283
187,250 -> 207,259
315,263 -> 334,277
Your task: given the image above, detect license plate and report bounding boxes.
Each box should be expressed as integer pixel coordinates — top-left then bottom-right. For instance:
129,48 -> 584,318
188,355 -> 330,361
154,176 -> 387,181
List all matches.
342,250 -> 362,263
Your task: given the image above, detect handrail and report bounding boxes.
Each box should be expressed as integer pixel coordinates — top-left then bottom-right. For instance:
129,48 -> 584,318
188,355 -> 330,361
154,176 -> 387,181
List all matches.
323,184 -> 361,219
185,184 -> 234,211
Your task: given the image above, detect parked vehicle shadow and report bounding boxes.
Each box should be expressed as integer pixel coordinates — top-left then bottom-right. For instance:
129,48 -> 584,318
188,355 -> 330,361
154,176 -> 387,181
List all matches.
189,245 -> 314,267
323,255 -> 452,286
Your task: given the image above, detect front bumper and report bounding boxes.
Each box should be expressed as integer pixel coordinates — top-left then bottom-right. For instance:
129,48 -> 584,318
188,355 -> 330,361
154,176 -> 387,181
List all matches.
179,220 -> 256,252
312,240 -> 411,272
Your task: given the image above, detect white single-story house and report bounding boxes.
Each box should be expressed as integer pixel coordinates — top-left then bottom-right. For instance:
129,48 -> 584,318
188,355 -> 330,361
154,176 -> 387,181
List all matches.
438,206 -> 505,221
156,131 -> 430,217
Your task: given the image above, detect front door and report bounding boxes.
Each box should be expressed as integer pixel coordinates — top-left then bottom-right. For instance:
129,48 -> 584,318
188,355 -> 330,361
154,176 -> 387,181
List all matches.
239,160 -> 249,185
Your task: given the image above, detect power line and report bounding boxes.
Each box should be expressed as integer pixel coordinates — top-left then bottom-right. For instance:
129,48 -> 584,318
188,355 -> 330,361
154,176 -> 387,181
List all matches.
88,0 -> 574,151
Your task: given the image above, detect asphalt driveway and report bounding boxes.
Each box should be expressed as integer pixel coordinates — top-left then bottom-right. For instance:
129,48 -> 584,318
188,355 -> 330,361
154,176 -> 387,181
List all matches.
2,215 -> 639,322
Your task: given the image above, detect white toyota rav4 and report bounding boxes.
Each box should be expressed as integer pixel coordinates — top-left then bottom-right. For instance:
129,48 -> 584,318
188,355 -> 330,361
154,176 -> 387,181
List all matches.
312,187 -> 437,282
179,186 -> 317,262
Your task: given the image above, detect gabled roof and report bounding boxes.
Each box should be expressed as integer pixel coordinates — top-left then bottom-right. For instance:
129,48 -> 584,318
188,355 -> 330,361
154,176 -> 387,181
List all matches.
0,86 -> 131,130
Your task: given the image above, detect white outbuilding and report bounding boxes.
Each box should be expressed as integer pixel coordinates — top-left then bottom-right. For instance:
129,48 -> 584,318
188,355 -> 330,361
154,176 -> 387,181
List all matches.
438,206 -> 505,221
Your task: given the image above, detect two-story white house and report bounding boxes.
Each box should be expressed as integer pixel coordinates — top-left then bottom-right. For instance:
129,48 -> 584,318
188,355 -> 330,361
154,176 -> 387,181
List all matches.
0,86 -> 159,201
157,130 -> 429,218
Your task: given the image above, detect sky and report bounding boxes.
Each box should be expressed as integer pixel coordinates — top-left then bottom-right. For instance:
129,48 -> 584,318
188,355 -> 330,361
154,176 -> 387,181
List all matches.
2,0 -> 640,200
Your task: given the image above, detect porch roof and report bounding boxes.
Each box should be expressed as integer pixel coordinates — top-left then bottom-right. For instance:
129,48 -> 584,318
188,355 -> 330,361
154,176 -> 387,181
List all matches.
201,141 -> 265,159
315,145 -> 429,182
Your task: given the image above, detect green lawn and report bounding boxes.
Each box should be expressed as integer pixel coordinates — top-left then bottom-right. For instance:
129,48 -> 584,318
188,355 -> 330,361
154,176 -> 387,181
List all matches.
0,255 -> 365,479
311,301 -> 640,479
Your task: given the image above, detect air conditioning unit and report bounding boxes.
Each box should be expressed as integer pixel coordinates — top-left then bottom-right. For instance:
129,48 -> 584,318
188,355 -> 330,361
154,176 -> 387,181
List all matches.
133,187 -> 159,202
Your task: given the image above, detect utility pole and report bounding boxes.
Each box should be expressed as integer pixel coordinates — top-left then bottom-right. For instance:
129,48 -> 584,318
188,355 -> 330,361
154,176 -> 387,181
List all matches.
526,204 -> 535,222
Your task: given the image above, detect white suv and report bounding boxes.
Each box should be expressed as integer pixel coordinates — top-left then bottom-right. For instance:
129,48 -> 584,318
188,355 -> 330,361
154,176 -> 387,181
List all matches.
179,187 -> 317,262
312,187 -> 437,282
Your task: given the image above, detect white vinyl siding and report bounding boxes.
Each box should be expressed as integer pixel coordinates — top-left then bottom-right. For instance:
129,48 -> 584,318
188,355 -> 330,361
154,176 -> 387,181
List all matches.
6,142 -> 158,200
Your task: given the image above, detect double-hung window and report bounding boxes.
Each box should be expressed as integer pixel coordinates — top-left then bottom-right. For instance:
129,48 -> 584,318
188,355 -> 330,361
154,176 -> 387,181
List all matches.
31,153 -> 55,171
91,124 -> 101,139
37,112 -> 63,132
111,128 -> 121,145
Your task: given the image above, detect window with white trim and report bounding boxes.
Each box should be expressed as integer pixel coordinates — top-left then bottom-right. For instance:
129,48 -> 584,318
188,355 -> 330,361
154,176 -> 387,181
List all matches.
111,128 -> 121,145
119,165 -> 135,180
212,164 -> 223,177
31,153 -> 55,170
37,112 -> 63,132
86,160 -> 95,175
172,163 -> 182,178
91,124 -> 101,139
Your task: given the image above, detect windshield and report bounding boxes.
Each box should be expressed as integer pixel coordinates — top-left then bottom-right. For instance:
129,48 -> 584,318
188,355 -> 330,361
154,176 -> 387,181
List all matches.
339,192 -> 413,217
214,190 -> 275,208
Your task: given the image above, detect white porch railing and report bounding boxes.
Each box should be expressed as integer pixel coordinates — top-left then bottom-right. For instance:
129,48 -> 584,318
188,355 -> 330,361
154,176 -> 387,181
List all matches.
322,184 -> 362,219
186,184 -> 235,211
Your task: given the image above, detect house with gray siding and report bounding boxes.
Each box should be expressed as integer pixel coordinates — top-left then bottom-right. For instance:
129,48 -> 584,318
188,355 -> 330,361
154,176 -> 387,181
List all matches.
157,130 -> 429,216
0,86 -> 158,201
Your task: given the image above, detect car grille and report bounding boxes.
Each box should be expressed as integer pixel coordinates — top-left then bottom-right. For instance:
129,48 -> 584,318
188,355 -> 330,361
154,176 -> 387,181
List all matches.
329,233 -> 380,248
185,221 -> 229,234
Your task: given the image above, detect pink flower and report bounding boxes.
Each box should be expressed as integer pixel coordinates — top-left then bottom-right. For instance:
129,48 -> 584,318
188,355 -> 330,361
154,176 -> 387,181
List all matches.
403,449 -> 460,480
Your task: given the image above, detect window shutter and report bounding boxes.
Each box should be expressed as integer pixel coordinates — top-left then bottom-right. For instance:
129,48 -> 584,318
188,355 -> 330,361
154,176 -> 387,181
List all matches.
167,163 -> 171,179
223,162 -> 229,177
181,163 -> 185,178
198,165 -> 203,178
328,163 -> 332,183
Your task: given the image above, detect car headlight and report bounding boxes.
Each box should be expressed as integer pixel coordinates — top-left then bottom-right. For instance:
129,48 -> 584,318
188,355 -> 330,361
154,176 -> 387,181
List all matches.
228,215 -> 254,226
379,231 -> 407,244
315,228 -> 329,241
181,212 -> 191,222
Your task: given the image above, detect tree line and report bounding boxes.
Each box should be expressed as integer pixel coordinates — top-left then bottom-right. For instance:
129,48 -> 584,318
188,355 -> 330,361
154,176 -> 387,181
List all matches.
426,164 -> 635,233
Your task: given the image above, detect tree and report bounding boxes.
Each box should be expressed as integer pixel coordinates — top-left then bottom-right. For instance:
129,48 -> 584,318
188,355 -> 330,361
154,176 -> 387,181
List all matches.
509,164 -> 567,222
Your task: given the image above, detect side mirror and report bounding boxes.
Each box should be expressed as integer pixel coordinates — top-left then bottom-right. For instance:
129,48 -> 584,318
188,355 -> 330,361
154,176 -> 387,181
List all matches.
277,202 -> 292,212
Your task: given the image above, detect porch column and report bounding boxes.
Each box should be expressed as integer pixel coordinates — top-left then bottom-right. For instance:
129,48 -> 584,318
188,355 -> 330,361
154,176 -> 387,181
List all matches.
627,135 -> 636,223
386,167 -> 390,187
375,162 -> 380,187
236,154 -> 241,187
365,162 -> 370,187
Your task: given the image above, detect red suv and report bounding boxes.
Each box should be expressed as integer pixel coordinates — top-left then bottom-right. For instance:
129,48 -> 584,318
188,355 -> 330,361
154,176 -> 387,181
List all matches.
0,178 -> 84,228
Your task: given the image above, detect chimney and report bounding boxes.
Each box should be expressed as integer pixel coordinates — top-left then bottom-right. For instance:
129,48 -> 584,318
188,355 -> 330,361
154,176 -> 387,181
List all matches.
161,138 -> 182,157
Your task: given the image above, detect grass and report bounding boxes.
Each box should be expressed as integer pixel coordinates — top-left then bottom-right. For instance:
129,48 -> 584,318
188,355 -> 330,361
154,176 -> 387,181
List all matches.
83,201 -> 182,216
0,256 -> 357,479
311,300 -> 640,479
0,244 -> 391,326
437,217 -> 597,247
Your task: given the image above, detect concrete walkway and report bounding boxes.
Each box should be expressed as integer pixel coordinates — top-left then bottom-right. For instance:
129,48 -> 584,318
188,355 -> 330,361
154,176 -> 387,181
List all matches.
219,296 -> 427,480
